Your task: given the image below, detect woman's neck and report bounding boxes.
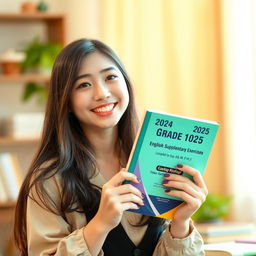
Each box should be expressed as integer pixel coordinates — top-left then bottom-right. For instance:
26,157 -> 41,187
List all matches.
85,127 -> 119,158
83,127 -> 122,180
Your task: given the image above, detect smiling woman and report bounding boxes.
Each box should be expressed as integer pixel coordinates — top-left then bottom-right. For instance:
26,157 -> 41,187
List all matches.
14,39 -> 207,256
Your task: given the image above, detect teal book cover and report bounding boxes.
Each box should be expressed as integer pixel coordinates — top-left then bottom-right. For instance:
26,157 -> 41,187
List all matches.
125,110 -> 219,219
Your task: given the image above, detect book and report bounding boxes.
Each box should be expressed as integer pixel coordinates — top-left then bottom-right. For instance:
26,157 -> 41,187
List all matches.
0,153 -> 22,201
195,222 -> 256,243
235,238 -> 256,244
202,232 -> 256,244
0,175 -> 9,202
0,112 -> 44,139
196,222 -> 255,237
125,110 -> 219,219
204,241 -> 256,256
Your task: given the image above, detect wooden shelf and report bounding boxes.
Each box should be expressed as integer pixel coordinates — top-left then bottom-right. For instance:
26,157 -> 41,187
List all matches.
0,12 -> 65,21
0,201 -> 16,209
0,136 -> 39,145
0,74 -> 50,83
0,12 -> 66,45
0,201 -> 16,225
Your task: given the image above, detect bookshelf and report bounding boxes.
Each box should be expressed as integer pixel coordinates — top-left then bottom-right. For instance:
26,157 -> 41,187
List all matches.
0,12 -> 65,145
0,73 -> 50,83
0,136 -> 39,146
0,12 -> 66,254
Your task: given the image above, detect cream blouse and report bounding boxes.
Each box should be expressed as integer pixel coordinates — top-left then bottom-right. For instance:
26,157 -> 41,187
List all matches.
26,170 -> 205,256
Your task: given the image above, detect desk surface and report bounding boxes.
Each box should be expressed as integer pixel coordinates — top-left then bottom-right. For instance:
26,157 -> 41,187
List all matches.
204,241 -> 256,256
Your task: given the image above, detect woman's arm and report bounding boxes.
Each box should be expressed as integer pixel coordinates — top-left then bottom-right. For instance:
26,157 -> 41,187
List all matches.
83,170 -> 144,256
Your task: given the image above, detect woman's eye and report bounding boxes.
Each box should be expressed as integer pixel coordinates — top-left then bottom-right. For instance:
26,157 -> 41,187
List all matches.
77,82 -> 91,89
106,75 -> 118,81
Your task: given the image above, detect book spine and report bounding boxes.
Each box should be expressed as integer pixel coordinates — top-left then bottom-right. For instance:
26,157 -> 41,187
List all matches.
0,153 -> 22,201
128,111 -> 152,172
0,175 -> 9,202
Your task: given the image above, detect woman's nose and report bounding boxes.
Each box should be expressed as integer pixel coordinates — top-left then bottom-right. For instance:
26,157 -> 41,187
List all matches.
93,82 -> 111,100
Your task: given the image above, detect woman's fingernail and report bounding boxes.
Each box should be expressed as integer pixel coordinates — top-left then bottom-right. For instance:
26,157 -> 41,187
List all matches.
164,173 -> 170,177
176,164 -> 183,168
165,189 -> 171,193
162,180 -> 169,184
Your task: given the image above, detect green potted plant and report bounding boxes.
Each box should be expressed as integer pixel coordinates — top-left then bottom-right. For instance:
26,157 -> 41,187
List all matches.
192,193 -> 232,223
22,37 -> 61,74
21,38 -> 61,104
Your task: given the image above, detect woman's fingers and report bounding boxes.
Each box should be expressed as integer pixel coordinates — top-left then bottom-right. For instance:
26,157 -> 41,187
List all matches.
166,189 -> 202,210
163,180 -> 204,201
163,174 -> 199,191
107,168 -> 139,187
104,183 -> 143,201
97,169 -> 144,229
163,164 -> 208,195
162,164 -> 208,209
117,193 -> 144,206
176,164 -> 208,193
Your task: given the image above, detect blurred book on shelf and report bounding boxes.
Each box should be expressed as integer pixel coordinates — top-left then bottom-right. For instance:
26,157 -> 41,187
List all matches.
0,152 -> 22,202
0,112 -> 44,139
0,175 -> 8,202
195,221 -> 256,244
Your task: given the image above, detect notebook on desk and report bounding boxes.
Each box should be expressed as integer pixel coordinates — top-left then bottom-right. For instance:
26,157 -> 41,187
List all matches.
205,251 -> 231,256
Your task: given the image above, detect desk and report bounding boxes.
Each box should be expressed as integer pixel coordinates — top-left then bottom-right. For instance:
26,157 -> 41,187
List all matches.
204,241 -> 256,256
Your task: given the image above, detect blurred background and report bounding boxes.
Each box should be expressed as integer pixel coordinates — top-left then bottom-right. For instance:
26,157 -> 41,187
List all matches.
0,0 -> 256,254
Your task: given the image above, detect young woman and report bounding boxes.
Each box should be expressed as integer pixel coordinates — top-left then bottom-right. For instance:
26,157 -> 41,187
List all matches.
14,39 -> 207,256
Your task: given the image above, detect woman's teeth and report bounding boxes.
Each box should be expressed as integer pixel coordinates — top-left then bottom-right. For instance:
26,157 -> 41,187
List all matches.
93,104 -> 114,113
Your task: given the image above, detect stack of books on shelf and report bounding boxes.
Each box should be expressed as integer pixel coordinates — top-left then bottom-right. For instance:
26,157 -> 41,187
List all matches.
196,221 -> 256,244
0,152 -> 22,203
0,112 -> 44,139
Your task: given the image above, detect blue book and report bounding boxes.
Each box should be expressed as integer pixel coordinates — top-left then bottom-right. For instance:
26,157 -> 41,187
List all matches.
125,110 -> 219,219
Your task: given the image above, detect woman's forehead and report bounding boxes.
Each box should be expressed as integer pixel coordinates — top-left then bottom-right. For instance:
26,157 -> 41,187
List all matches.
79,51 -> 118,74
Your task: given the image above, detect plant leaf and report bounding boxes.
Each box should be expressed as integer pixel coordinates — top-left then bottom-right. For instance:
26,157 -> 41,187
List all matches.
22,82 -> 38,102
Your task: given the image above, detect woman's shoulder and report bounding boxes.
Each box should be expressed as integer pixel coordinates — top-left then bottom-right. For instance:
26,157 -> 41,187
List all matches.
29,158 -> 63,205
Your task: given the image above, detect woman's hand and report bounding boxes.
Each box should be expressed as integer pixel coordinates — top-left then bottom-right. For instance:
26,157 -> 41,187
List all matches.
83,169 -> 143,256
162,164 -> 208,238
94,169 -> 144,232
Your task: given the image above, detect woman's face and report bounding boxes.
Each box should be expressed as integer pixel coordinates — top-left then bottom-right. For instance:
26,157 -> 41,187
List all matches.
70,51 -> 129,133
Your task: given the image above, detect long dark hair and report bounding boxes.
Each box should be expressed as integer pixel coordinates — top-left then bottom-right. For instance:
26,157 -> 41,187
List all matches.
14,39 -> 164,256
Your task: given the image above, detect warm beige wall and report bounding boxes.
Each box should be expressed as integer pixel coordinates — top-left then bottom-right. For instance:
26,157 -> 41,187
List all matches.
50,0 -> 101,43
99,0 -> 226,195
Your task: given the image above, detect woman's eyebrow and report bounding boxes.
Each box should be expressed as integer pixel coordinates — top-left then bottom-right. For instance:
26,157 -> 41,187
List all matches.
74,67 -> 116,83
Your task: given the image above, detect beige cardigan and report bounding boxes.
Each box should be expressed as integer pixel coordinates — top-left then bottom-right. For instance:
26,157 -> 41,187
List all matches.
26,170 -> 205,256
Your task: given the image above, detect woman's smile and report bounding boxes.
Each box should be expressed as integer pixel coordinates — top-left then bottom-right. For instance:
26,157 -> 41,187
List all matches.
91,102 -> 118,116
